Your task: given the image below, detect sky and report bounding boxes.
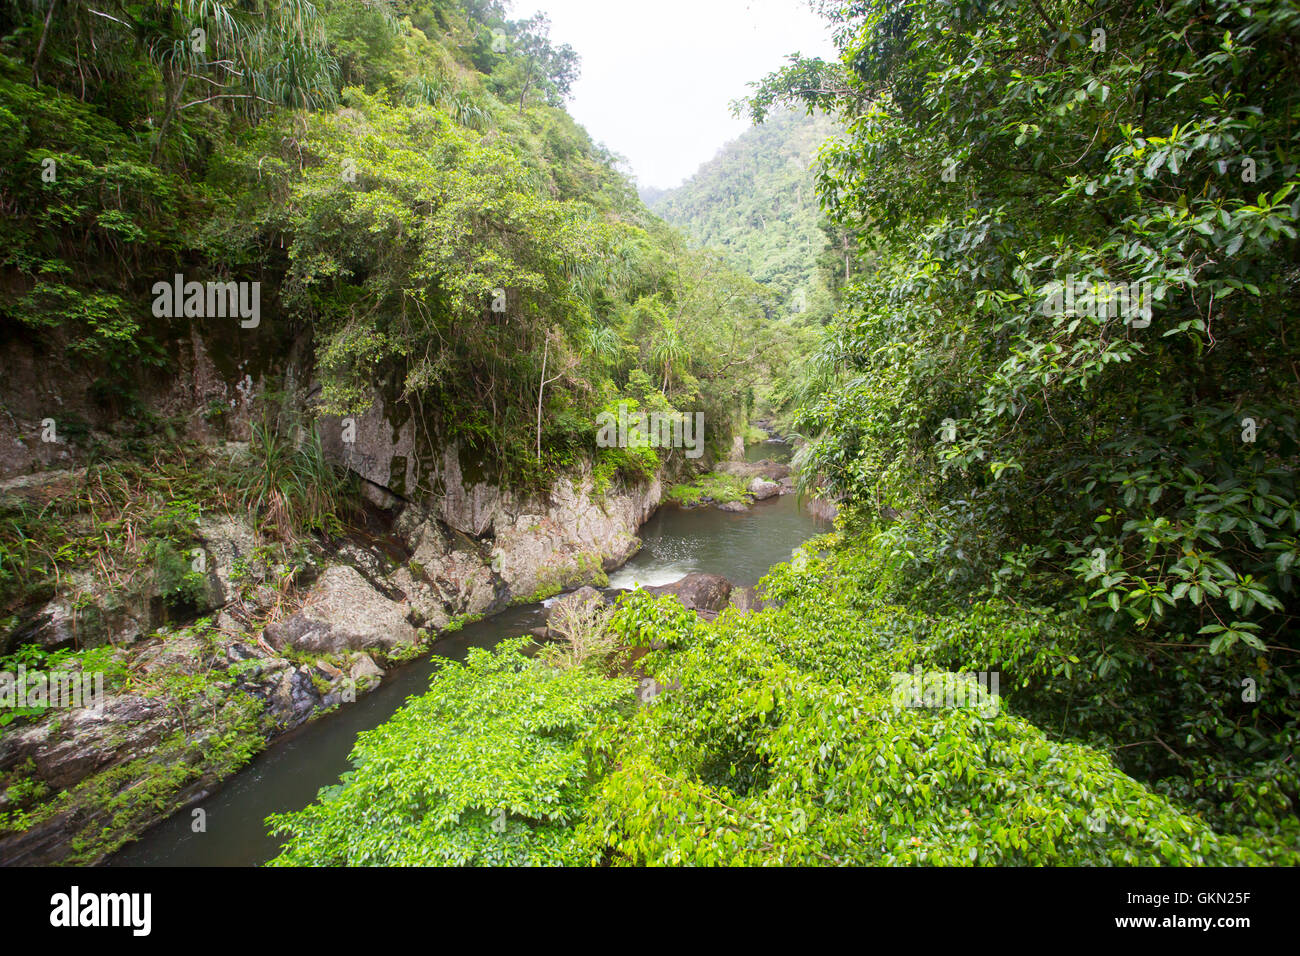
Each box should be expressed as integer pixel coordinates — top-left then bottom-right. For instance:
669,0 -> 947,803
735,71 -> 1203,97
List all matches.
508,0 -> 838,191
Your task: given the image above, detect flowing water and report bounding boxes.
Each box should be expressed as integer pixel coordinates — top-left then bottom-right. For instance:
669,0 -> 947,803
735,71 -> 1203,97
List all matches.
110,459 -> 819,867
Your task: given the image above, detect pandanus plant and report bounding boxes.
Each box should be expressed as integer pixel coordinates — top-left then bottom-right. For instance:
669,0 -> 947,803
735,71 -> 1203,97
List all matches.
651,321 -> 689,394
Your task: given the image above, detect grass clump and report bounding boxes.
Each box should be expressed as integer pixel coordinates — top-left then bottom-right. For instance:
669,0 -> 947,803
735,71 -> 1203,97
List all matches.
666,473 -> 752,507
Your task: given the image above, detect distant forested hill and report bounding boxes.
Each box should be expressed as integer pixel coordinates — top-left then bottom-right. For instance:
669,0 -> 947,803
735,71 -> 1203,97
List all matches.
649,109 -> 840,322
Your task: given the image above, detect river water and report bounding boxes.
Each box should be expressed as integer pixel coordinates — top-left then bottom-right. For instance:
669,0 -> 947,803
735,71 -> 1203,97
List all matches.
110,445 -> 816,867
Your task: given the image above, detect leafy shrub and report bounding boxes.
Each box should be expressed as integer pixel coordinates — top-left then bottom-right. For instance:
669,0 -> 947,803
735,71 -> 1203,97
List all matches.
266,639 -> 634,866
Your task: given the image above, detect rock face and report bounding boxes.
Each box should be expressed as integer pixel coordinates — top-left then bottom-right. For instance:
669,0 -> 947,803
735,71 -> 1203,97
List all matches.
383,467 -> 659,615
266,566 -> 418,655
0,309 -> 700,866
645,573 -> 734,613
0,694 -> 172,792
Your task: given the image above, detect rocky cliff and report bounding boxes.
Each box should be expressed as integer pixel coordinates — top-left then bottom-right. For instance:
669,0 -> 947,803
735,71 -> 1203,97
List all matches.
0,317 -> 677,865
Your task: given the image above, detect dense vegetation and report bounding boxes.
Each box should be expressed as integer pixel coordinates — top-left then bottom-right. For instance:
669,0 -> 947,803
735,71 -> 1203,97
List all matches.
757,0 -> 1300,849
269,0 -> 1298,867
0,0 -> 778,490
3,0 -> 1295,868
650,108 -> 843,420
0,0 -> 791,861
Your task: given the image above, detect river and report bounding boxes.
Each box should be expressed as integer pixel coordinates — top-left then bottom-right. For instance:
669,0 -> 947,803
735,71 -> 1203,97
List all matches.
110,444 -> 818,867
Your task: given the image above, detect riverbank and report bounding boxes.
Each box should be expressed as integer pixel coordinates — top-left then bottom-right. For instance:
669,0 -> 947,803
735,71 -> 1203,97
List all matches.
0,443 -> 665,866
109,491 -> 823,866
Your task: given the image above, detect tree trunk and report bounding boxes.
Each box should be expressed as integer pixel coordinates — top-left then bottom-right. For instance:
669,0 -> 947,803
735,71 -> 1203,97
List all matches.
32,0 -> 61,87
536,338 -> 548,460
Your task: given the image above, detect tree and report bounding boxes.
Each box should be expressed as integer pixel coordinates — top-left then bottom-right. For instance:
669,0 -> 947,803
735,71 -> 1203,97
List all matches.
746,0 -> 1300,841
505,13 -> 579,111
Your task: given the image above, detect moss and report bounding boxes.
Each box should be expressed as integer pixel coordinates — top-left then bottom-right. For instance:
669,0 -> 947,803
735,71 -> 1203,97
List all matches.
5,693 -> 268,865
380,639 -> 427,667
573,551 -> 609,588
519,581 -> 565,605
666,472 -> 753,507
440,614 -> 483,634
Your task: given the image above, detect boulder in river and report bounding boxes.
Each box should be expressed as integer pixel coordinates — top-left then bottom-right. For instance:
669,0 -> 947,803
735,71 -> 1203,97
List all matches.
748,478 -> 780,501
349,653 -> 385,691
544,586 -> 610,637
715,459 -> 792,482
645,573 -> 733,613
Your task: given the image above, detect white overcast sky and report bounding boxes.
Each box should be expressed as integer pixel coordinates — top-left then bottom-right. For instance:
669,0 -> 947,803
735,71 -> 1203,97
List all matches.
508,0 -> 838,190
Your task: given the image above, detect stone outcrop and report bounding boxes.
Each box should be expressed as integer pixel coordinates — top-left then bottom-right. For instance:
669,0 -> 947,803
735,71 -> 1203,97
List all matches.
645,573 -> 733,614
0,694 -> 172,792
265,565 -> 419,655
729,585 -> 775,615
0,301 -> 698,866
715,459 -> 792,482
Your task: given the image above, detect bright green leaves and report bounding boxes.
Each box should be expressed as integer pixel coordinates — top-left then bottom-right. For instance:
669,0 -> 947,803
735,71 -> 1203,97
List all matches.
267,638 -> 634,866
748,0 -> 1300,847
578,547 -> 1269,866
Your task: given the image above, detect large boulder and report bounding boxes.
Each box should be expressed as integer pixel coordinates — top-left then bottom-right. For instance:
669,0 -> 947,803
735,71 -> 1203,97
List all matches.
748,478 -> 780,501
349,654 -> 385,691
265,565 -> 418,656
715,459 -> 792,482
543,586 -> 614,640
645,573 -> 733,613
197,514 -> 261,606
0,694 -> 172,791
545,586 -> 606,626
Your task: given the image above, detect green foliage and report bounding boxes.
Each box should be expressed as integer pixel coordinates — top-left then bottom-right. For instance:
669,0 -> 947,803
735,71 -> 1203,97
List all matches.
747,0 -> 1300,846
1,0 -> 766,493
650,108 -> 842,421
652,109 -> 838,312
266,546 -> 1287,866
266,638 -> 633,866
236,420 -> 350,537
579,546 -> 1280,865
0,644 -> 126,727
666,472 -> 752,507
